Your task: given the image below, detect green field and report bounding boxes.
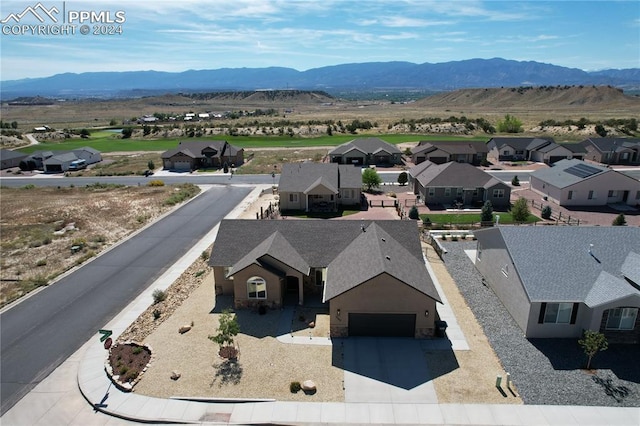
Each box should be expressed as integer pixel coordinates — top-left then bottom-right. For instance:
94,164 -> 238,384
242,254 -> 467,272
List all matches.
18,132 -> 489,154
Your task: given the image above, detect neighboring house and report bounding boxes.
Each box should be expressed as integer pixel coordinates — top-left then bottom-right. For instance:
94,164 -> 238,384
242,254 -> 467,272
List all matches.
278,163 -> 362,212
161,140 -> 244,171
474,226 -> 640,342
0,149 -> 27,169
408,161 -> 511,208
209,220 -> 442,338
411,140 -> 488,165
487,137 -> 553,162
328,138 -> 402,166
580,137 -> 640,165
24,147 -> 102,172
530,159 -> 640,207
528,141 -> 586,164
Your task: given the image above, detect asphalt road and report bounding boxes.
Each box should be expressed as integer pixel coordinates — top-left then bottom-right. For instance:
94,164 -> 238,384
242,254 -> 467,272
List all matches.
0,173 -> 274,188
0,185 -> 251,415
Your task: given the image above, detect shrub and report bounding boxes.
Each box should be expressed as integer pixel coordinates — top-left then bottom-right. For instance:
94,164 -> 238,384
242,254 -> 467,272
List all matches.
612,214 -> 627,226
201,250 -> 209,261
152,289 -> 167,304
408,205 -> 419,220
148,180 -> 165,187
541,205 -> 552,220
290,381 -> 302,393
451,235 -> 459,241
36,259 -> 47,267
511,175 -> 520,186
153,308 -> 161,319
511,197 -> 530,222
480,200 -> 493,222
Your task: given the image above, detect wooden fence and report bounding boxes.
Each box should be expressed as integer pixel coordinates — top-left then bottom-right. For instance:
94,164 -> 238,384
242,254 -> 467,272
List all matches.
528,199 -> 580,226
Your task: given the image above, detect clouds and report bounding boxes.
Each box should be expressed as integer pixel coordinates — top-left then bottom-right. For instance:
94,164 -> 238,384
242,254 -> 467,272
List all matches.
1,0 -> 638,80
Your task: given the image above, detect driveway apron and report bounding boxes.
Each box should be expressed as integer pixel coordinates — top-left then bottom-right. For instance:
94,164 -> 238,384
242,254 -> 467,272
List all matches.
343,337 -> 438,403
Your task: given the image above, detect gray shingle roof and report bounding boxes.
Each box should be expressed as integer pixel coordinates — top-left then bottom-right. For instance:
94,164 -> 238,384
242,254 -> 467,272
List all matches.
529,159 -> 610,188
409,161 -> 505,189
580,137 -> 640,153
324,223 -> 441,302
488,137 -> 555,151
621,252 -> 640,285
278,163 -> 361,192
230,231 -> 310,277
210,220 -> 440,302
475,226 -> 640,304
329,138 -> 401,155
161,140 -> 241,159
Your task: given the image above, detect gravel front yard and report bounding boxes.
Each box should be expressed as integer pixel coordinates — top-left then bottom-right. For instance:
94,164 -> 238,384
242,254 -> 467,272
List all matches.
442,241 -> 640,407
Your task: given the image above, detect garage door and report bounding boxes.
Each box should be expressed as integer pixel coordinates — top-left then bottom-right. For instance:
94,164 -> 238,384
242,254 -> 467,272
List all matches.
173,160 -> 191,171
549,156 -> 566,164
348,313 -> 416,337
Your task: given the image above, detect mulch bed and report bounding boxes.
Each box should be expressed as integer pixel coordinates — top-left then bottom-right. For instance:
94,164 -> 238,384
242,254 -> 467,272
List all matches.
108,343 -> 151,384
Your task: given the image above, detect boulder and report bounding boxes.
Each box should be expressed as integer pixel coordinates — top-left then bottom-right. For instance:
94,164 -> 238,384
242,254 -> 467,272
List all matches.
301,380 -> 316,392
308,321 -> 315,328
170,371 -> 181,381
178,325 -> 192,334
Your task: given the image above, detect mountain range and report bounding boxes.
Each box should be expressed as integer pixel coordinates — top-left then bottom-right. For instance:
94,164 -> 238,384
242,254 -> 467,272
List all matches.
1,58 -> 639,99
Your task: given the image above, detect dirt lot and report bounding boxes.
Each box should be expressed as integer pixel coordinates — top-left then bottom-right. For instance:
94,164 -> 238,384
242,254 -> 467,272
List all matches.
0,183 -> 200,307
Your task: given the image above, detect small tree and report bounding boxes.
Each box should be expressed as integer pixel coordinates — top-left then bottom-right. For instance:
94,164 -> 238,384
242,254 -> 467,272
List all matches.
612,214 -> 627,226
408,205 -> 419,220
578,330 -> 608,370
209,309 -> 240,351
397,171 -> 408,186
481,200 -> 493,222
511,197 -> 530,222
362,168 -> 382,192
147,160 -> 155,171
497,114 -> 523,133
511,175 -> 520,186
595,124 -> 607,137
541,205 -> 552,220
121,127 -> 133,139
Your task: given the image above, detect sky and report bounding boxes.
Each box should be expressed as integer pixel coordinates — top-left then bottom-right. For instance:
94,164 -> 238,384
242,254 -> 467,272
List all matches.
1,0 -> 639,81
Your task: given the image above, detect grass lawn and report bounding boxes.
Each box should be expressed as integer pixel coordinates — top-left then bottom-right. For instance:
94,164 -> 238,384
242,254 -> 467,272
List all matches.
420,212 -> 540,225
18,133 -> 488,154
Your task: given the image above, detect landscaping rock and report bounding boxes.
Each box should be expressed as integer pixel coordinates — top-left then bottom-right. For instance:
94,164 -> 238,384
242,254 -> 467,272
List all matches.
178,325 -> 192,334
301,380 -> 316,392
308,321 -> 315,328
170,371 -> 181,381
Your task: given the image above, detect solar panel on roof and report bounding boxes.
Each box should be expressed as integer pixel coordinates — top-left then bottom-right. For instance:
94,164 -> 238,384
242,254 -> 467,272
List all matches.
564,163 -> 603,178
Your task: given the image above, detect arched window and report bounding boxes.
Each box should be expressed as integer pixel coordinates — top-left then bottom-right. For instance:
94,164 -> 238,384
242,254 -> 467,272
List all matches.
247,276 -> 267,299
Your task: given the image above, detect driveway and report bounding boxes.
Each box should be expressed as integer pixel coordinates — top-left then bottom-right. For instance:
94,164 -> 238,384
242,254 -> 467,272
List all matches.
342,337 -> 438,403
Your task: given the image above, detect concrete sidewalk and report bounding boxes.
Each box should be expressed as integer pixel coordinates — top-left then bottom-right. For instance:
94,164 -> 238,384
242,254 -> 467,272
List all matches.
2,185 -> 639,425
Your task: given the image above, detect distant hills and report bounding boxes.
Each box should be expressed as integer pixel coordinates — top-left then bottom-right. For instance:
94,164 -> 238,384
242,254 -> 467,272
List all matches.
1,58 -> 639,99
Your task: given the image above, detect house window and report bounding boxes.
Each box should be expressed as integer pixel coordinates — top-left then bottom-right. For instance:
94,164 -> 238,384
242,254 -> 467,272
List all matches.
493,189 -> 505,198
457,188 -> 463,196
247,276 -> 267,299
621,152 -> 629,160
444,188 -> 451,197
635,191 -> 640,200
289,194 -> 298,202
428,188 -> 435,197
503,150 -> 511,156
588,190 -> 595,200
568,190 -> 573,200
606,308 -> 638,330
544,303 -> 573,324
608,190 -> 617,198
473,189 -> 479,196
515,150 -> 525,156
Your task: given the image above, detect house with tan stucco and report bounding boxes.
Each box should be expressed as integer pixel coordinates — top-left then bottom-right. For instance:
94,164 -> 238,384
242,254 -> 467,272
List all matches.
278,163 -> 362,213
209,220 -> 442,338
530,159 -> 640,207
474,226 -> 640,343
